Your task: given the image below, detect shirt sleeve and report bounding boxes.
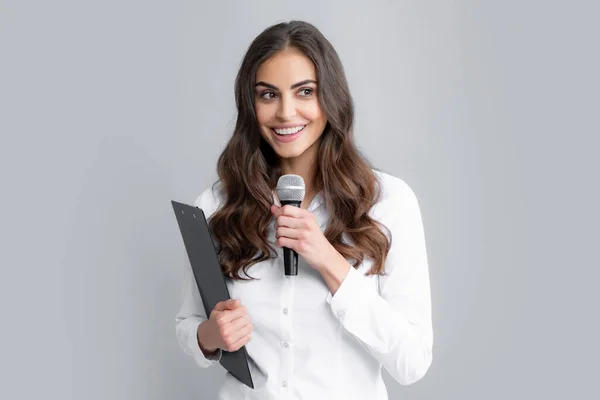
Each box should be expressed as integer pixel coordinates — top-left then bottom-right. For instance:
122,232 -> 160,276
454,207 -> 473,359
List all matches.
325,179 -> 433,385
174,191 -> 223,368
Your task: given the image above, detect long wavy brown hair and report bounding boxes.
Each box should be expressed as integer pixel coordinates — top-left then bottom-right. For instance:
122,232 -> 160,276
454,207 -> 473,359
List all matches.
208,20 -> 392,280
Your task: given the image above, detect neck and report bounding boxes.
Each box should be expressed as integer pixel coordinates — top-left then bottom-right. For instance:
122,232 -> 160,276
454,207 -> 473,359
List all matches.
276,138 -> 321,209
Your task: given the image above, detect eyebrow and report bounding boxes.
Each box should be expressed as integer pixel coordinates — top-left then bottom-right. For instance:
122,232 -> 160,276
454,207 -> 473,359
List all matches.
255,79 -> 317,91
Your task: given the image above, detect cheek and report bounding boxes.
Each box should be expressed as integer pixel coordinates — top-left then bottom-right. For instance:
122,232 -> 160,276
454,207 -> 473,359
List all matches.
255,103 -> 273,126
303,102 -> 326,128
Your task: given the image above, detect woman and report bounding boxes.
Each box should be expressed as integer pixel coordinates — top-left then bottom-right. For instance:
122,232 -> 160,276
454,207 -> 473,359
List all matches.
175,20 -> 433,399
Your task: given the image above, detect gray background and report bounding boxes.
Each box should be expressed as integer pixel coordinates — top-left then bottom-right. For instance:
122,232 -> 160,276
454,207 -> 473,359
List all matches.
1,0 -> 598,399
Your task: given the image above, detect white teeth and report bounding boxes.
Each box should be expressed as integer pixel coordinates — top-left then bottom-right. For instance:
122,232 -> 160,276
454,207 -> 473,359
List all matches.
274,125 -> 305,135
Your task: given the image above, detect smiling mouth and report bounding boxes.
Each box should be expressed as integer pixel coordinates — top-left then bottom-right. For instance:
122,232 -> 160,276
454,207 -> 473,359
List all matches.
272,125 -> 306,136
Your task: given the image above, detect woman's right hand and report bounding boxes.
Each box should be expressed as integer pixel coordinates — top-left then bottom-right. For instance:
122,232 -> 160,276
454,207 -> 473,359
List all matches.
197,299 -> 253,353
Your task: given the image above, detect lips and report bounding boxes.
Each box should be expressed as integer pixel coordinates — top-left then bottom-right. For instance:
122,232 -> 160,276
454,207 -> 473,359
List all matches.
273,125 -> 306,136
271,125 -> 306,143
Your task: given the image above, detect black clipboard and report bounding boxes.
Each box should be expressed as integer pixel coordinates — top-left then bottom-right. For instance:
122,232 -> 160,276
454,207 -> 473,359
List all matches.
171,200 -> 254,389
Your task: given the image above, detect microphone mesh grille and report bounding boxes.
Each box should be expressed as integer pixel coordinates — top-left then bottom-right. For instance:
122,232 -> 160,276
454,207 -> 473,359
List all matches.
276,174 -> 306,202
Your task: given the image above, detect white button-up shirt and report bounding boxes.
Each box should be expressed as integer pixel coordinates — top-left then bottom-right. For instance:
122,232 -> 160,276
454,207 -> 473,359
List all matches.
175,170 -> 433,399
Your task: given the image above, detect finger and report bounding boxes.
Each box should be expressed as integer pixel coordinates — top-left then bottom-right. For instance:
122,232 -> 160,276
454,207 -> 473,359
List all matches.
222,318 -> 252,346
216,306 -> 248,325
227,314 -> 252,335
222,320 -> 253,350
238,322 -> 254,338
276,215 -> 305,229
213,299 -> 232,311
215,299 -> 240,311
224,299 -> 241,310
227,330 -> 253,352
227,318 -> 253,340
277,236 -> 296,250
279,204 -> 305,218
276,226 -> 303,240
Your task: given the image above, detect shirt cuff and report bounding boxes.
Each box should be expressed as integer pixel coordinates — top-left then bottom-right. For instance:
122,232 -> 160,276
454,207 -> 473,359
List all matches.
325,265 -> 364,321
187,320 -> 222,366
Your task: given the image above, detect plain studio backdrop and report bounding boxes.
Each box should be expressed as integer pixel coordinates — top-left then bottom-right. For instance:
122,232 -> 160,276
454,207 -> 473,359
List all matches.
1,1 -> 598,399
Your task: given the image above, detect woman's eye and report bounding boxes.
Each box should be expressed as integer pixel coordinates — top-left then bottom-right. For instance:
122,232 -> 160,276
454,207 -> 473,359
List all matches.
299,88 -> 314,96
260,92 -> 277,100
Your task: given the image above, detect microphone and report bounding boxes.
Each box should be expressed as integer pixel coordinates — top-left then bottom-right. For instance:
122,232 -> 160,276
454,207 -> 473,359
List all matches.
276,174 -> 306,276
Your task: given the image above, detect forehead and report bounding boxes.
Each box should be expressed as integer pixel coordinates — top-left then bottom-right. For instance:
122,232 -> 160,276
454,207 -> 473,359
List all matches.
256,47 -> 317,84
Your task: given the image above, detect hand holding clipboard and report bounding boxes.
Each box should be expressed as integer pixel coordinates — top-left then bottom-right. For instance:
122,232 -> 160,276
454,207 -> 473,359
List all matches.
199,298 -> 254,354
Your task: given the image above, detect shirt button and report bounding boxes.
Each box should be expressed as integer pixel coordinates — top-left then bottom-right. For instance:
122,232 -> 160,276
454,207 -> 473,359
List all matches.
282,307 -> 288,315
282,341 -> 289,348
282,381 -> 288,388
337,309 -> 345,318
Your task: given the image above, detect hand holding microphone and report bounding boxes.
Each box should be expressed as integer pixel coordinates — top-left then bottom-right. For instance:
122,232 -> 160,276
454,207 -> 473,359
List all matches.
273,174 -> 339,275
276,175 -> 305,275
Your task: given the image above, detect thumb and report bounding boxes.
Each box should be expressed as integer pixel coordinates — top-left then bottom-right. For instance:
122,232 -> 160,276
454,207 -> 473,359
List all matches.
224,299 -> 241,310
215,298 -> 239,311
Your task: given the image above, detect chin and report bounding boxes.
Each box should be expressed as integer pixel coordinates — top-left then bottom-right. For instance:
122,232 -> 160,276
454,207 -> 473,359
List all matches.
275,148 -> 306,159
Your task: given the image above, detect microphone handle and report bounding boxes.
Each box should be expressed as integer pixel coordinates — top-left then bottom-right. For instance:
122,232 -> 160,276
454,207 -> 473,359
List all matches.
280,200 -> 302,276
284,247 -> 298,276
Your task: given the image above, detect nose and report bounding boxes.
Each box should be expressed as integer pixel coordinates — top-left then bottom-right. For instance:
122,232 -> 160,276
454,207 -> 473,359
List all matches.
275,94 -> 297,121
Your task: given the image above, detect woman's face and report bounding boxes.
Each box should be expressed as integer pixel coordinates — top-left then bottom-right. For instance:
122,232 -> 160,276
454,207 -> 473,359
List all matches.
254,47 -> 327,163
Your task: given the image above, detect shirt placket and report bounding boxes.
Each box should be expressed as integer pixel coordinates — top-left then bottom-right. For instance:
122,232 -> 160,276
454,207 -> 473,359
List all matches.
280,269 -> 294,398
275,190 -> 323,397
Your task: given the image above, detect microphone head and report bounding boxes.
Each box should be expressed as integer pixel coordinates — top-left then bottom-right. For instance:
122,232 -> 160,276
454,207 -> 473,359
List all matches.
276,174 -> 306,202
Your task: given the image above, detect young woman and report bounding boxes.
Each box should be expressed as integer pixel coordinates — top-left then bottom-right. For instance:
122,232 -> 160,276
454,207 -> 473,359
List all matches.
175,20 -> 433,399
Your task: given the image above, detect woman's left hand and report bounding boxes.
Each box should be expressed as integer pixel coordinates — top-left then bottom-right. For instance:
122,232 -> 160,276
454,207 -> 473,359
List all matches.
271,204 -> 337,272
